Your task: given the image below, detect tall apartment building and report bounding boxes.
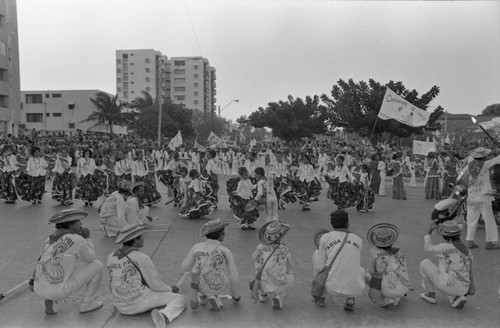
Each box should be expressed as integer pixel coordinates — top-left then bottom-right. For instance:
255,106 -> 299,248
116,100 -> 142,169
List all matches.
116,49 -> 216,119
0,0 -> 21,136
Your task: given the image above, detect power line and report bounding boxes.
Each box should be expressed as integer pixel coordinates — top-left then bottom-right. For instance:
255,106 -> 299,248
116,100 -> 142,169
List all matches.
184,0 -> 203,56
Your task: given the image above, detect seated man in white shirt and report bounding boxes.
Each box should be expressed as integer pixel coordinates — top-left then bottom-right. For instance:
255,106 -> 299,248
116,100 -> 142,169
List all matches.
107,224 -> 187,328
100,180 -> 132,237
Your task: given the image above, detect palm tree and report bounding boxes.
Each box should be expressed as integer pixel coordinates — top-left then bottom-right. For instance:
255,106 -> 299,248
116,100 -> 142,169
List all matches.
81,92 -> 130,134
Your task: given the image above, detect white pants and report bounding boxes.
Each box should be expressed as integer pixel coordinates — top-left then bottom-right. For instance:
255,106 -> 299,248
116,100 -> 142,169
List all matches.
466,200 -> 498,242
409,169 -> 417,187
222,162 -> 230,175
35,260 -> 103,303
420,259 -> 467,299
259,195 -> 279,222
118,291 -> 187,323
379,172 -> 386,196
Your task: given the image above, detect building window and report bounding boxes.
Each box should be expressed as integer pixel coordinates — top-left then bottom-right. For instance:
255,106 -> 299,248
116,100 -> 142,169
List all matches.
25,94 -> 43,104
174,87 -> 185,92
174,61 -> 185,66
194,100 -> 199,105
0,14 -> 4,27
0,41 -> 5,56
117,78 -> 122,83
123,82 -> 128,91
174,78 -> 185,84
131,82 -> 134,84
175,69 -> 185,75
123,73 -> 128,81
117,68 -> 122,73
130,63 -> 134,66
145,67 -> 151,73
145,77 -> 151,82
45,94 -> 50,98
194,74 -> 198,78
123,63 -> 128,71
68,103 -> 75,109
123,92 -> 128,99
0,68 -> 7,81
116,59 -> 121,64
145,58 -> 150,63
117,87 -> 122,92
52,93 -> 61,98
26,113 -> 43,122
194,82 -> 199,88
194,91 -> 199,96
194,65 -> 199,70
69,122 -> 75,129
175,96 -> 185,101
122,54 -> 128,59
0,95 -> 7,107
53,113 -> 62,117
145,87 -> 151,92
45,113 -> 50,117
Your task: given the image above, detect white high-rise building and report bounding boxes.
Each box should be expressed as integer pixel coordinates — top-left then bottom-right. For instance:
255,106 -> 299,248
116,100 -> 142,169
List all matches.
116,49 -> 216,119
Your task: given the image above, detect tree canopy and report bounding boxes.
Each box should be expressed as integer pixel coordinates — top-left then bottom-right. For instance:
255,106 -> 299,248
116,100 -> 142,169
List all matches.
239,95 -> 328,142
321,79 -> 444,141
81,92 -> 131,134
321,79 -> 444,140
480,103 -> 500,116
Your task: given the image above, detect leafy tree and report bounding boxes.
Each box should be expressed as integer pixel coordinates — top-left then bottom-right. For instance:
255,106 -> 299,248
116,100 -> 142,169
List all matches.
81,92 -> 131,134
321,79 -> 444,142
128,91 -> 195,141
480,103 -> 500,116
241,95 -> 328,142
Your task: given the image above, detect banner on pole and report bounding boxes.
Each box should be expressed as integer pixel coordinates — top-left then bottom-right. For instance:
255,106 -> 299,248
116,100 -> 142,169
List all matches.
413,140 -> 436,156
168,131 -> 183,150
378,88 -> 431,127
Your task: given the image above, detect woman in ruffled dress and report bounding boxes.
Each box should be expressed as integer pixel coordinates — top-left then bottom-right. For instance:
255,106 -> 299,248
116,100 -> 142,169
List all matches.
24,146 -> 48,204
204,149 -> 220,209
296,155 -> 321,211
114,151 -> 133,184
356,164 -> 375,212
325,155 -> 363,210
425,152 -> 441,200
132,151 -> 161,206
75,149 -> 98,206
227,167 -> 259,230
391,153 -> 407,200
51,148 -> 74,205
180,169 -> 214,219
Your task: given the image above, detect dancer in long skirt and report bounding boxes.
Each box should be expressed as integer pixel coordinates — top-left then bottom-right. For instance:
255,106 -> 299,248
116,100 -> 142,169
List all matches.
425,152 -> 441,200
114,151 -> 133,184
204,149 -> 220,208
296,155 -> 321,211
406,154 -> 417,188
231,167 -> 259,230
180,169 -> 213,218
356,165 -> 375,212
24,146 -> 48,204
378,156 -> 387,197
370,154 -> 381,194
325,155 -> 364,209
51,148 -> 74,205
1,146 -> 18,203
93,157 -> 109,197
132,151 -> 161,206
391,154 -> 407,200
75,149 -> 98,206
103,154 -> 116,195
14,145 -> 30,201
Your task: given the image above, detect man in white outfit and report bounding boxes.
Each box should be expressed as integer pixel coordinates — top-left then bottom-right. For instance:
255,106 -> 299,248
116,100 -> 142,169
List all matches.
107,224 -> 187,328
30,209 -> 104,314
460,147 -> 500,250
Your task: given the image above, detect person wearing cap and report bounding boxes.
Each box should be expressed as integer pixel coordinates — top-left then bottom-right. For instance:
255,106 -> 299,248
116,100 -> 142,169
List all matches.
100,179 -> 132,237
30,209 -> 104,314
182,219 -> 240,311
460,147 -> 500,249
75,148 -> 98,206
365,223 -> 411,307
312,209 -> 366,311
106,224 -> 187,328
252,221 -> 294,309
420,221 -> 474,309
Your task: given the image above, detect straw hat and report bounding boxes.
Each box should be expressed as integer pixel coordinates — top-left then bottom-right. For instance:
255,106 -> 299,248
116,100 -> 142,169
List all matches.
469,147 -> 491,159
367,223 -> 399,248
313,229 -> 330,249
259,221 -> 290,245
437,221 -> 462,237
114,223 -> 151,244
131,181 -> 145,192
49,209 -> 88,224
198,218 -> 229,237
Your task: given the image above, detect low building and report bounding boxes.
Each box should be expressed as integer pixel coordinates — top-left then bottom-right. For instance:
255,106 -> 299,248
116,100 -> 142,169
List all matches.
20,90 -> 127,134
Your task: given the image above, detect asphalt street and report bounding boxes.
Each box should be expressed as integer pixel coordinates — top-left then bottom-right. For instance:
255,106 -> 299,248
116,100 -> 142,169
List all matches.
0,177 -> 499,328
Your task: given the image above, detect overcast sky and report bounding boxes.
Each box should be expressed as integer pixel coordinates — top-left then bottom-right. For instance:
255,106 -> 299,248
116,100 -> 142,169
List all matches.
17,0 -> 500,121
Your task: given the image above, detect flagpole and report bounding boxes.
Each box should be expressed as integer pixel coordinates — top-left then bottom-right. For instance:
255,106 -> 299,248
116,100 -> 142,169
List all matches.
369,115 -> 380,144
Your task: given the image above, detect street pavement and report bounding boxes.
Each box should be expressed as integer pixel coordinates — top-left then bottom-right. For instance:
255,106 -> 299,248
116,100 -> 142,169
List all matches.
0,177 -> 499,328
